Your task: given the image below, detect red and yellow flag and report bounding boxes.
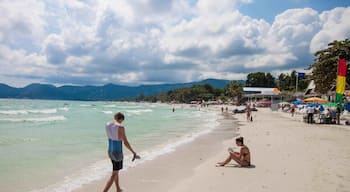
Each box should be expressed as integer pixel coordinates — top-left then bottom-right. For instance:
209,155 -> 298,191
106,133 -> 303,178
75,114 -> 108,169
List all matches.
336,59 -> 347,103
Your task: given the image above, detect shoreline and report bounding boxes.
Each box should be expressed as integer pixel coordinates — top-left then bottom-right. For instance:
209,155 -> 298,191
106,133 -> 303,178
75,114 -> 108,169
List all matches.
25,104 -> 225,192
75,109 -> 238,192
76,106 -> 350,192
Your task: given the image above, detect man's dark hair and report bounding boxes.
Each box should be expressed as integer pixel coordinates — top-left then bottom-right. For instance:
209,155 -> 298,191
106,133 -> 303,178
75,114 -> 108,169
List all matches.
236,137 -> 244,144
114,112 -> 125,121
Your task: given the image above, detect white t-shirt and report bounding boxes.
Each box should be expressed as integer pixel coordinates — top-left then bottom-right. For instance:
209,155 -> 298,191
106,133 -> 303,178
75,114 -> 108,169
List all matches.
307,107 -> 315,114
106,122 -> 121,141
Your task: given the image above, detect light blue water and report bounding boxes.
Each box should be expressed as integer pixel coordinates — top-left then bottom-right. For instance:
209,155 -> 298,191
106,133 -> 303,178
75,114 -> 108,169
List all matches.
0,99 -> 220,192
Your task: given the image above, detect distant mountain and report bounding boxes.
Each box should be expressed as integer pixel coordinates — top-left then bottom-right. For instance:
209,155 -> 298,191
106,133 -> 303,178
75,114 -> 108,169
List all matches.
0,79 -> 240,101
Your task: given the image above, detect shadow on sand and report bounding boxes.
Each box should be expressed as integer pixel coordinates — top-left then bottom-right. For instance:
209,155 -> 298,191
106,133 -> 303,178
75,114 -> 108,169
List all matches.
219,164 -> 256,169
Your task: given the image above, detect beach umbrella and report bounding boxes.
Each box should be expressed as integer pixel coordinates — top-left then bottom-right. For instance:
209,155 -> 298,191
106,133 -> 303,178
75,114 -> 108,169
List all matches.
304,97 -> 328,104
307,103 -> 325,112
292,100 -> 303,105
323,102 -> 337,107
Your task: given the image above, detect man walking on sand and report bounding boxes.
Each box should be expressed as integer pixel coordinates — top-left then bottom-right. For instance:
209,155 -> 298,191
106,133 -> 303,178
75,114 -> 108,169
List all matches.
103,112 -> 140,192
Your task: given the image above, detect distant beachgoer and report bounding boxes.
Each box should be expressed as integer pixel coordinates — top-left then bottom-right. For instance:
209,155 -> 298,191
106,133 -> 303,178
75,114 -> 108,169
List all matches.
103,112 -> 140,192
246,107 -> 251,122
307,106 -> 314,124
221,106 -> 224,112
173,107 -> 175,112
325,108 -> 331,118
216,137 -> 251,167
336,104 -> 341,125
291,105 -> 295,117
225,107 -> 228,112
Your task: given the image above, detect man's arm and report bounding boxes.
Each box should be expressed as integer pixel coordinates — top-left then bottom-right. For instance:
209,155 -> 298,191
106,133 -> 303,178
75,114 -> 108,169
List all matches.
118,126 -> 136,155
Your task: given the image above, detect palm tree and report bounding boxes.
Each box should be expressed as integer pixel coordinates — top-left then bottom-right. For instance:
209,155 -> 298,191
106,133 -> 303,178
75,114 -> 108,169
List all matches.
310,39 -> 350,94
225,81 -> 243,102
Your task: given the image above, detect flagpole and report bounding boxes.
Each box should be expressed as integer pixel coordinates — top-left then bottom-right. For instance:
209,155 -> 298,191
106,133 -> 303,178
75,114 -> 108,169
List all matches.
296,72 -> 298,93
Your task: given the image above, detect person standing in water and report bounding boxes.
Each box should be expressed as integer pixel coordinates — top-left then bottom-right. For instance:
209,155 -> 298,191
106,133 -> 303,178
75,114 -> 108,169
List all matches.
103,112 -> 140,192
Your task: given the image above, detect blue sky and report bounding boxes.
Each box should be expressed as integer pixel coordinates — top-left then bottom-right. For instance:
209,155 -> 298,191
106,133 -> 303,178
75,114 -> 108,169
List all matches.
240,0 -> 350,23
0,0 -> 349,87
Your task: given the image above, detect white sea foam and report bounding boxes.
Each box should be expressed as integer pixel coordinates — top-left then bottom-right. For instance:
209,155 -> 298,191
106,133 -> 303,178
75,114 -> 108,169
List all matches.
126,109 -> 153,115
103,104 -> 117,108
119,105 -> 143,109
31,112 -> 221,192
0,110 -> 28,115
28,109 -> 58,114
0,116 -> 66,123
102,111 -> 113,114
79,104 -> 91,107
0,108 -> 58,115
59,107 -> 69,111
23,138 -> 40,142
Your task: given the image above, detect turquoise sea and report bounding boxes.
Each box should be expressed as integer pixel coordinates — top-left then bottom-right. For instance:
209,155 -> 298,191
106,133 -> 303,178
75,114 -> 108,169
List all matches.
0,99 -> 220,192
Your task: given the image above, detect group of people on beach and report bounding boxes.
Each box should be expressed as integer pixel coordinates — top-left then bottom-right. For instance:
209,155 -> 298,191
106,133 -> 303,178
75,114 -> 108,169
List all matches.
103,111 -> 251,192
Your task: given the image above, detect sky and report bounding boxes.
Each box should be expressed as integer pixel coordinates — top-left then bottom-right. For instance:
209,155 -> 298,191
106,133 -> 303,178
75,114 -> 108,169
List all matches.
0,0 -> 349,87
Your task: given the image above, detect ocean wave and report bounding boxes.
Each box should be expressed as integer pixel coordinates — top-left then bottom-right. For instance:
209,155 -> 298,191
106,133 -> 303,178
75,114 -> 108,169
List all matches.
79,104 -> 93,107
102,111 -> 113,114
23,138 -> 40,142
103,104 -> 117,108
119,105 -> 143,109
0,109 -> 58,115
0,116 -> 66,123
58,107 -> 69,111
126,109 -> 153,115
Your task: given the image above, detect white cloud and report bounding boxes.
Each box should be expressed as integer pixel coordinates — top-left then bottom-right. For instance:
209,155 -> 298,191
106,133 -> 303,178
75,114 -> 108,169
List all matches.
0,0 -> 46,48
0,1 -> 349,87
310,7 -> 350,53
0,45 -> 49,76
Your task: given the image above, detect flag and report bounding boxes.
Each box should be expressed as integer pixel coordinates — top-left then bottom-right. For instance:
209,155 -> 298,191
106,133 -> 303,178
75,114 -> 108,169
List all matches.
297,72 -> 305,79
336,59 -> 347,103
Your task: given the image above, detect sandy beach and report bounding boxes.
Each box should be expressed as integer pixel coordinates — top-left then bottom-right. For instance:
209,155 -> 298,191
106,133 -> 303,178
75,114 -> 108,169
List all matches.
76,107 -> 350,192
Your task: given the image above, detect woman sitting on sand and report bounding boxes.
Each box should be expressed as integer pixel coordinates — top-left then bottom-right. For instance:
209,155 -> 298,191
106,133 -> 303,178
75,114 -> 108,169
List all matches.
216,137 -> 251,167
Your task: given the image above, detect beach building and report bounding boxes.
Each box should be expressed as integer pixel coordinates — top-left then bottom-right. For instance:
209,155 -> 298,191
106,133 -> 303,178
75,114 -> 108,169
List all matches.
242,87 -> 280,106
243,87 -> 280,96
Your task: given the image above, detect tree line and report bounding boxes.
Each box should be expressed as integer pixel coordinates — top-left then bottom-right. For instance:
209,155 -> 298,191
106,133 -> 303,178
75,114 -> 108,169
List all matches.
126,71 -> 308,103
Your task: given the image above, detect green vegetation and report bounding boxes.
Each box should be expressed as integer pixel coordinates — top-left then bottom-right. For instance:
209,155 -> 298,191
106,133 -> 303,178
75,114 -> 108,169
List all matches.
278,70 -> 308,92
130,84 -> 223,103
310,39 -> 350,94
128,81 -> 244,103
246,72 -> 276,88
225,80 -> 243,101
